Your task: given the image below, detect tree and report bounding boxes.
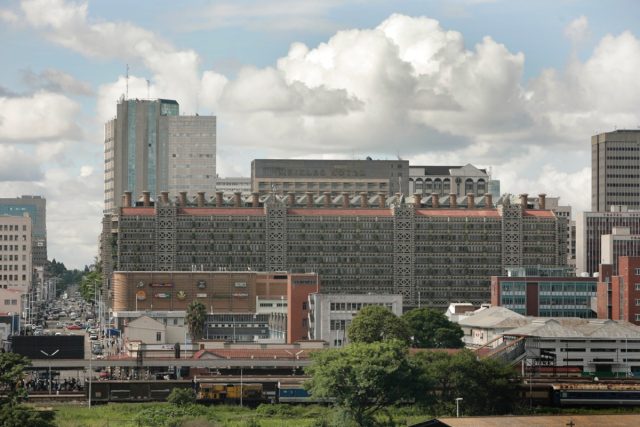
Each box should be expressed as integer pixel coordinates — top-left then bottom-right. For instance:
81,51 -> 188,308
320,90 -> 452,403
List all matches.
0,352 -> 55,427
347,306 -> 411,345
167,387 -> 196,405
79,270 -> 103,303
411,349 -> 518,415
402,308 -> 464,348
185,301 -> 207,342
306,340 -> 418,426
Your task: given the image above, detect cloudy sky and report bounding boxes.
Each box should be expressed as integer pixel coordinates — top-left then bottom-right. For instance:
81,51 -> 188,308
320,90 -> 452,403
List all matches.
1,0 -> 639,269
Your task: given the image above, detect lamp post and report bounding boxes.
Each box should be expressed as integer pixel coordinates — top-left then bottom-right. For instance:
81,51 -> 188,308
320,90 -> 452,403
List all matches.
455,397 -> 463,418
39,349 -> 59,394
88,353 -> 92,408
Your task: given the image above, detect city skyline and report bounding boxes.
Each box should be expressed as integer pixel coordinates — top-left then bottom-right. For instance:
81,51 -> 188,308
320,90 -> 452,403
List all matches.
1,0 -> 639,268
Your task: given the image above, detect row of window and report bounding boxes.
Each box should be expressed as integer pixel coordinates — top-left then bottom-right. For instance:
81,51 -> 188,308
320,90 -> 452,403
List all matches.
0,245 -> 24,251
0,235 -> 27,241
3,299 -> 18,305
0,265 -> 27,271
0,274 -> 27,281
0,225 -> 27,231
329,302 -> 394,312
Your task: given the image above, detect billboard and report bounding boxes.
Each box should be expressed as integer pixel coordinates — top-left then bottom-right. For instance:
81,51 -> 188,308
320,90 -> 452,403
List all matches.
11,335 -> 85,359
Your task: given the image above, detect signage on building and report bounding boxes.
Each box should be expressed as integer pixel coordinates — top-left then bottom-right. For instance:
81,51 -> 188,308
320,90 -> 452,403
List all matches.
150,283 -> 173,288
234,282 -> 247,288
196,293 -> 207,298
233,293 -> 249,298
137,281 -> 145,288
154,293 -> 171,299
176,291 -> 187,300
197,280 -> 207,289
293,279 -> 317,286
136,291 -> 146,301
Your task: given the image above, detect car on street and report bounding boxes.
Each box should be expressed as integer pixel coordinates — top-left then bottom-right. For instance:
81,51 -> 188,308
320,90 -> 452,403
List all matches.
89,333 -> 98,340
66,324 -> 82,330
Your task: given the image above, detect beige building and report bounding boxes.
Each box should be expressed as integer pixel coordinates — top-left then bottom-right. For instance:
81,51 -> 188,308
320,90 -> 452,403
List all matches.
0,288 -> 24,315
124,315 -> 186,345
0,213 -> 32,293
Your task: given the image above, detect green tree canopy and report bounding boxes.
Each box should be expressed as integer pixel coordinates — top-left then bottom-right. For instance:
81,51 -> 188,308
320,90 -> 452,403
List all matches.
185,301 -> 207,341
402,308 -> 464,348
306,340 -> 418,426
79,270 -> 103,303
347,305 -> 411,346
411,349 -> 518,415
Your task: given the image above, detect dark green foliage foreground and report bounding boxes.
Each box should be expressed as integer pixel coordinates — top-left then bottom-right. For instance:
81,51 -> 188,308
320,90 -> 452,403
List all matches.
0,351 -> 56,427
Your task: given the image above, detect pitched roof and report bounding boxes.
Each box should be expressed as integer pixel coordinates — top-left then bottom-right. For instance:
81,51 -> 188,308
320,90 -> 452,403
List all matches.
457,306 -> 527,329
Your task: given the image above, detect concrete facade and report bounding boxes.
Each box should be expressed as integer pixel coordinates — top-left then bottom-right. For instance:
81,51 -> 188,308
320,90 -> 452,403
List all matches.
104,99 -> 216,214
591,130 -> 640,212
102,192 -> 566,309
601,227 -> 640,275
0,196 -> 46,269
0,214 -> 32,293
576,206 -> 640,276
308,293 -> 403,347
216,177 -> 251,194
408,164 -> 498,200
597,256 -> 640,325
251,159 -> 409,196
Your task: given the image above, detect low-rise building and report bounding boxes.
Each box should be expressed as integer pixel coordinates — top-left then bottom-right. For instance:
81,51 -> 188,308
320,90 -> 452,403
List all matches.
597,256 -> 640,325
308,293 -> 403,347
491,266 -> 597,318
456,306 -> 528,348
216,177 -> 251,195
601,227 -> 640,275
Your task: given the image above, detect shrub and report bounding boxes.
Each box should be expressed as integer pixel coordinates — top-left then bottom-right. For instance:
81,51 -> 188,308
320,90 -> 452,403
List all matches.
167,388 -> 197,406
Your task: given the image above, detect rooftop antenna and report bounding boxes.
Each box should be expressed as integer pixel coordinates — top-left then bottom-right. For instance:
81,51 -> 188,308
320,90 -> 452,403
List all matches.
125,64 -> 129,100
146,79 -> 150,99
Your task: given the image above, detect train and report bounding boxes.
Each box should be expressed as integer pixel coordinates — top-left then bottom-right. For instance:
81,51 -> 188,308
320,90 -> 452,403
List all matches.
86,378 -> 640,407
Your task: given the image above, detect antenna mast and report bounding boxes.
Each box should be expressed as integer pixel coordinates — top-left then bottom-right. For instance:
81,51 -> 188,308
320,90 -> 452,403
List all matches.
146,79 -> 150,99
125,64 -> 129,100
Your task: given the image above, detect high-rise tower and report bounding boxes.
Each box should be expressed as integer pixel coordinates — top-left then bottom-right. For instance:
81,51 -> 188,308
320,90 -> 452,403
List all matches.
591,130 -> 640,212
104,98 -> 216,213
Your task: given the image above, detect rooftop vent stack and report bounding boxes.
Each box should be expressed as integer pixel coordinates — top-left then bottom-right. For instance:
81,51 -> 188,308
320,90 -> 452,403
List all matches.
196,192 -> 205,207
306,192 -> 314,208
324,192 -> 332,208
142,191 -> 151,207
449,193 -> 457,208
123,191 -> 132,208
379,193 -> 387,208
485,193 -> 493,208
252,192 -> 260,208
342,192 -> 350,208
467,193 -> 475,209
216,191 -> 224,207
414,193 -> 422,208
538,193 -> 547,210
288,192 -> 296,206
161,191 -> 169,205
520,193 -> 529,208
431,193 -> 440,208
179,191 -> 188,207
361,192 -> 369,208
234,192 -> 242,208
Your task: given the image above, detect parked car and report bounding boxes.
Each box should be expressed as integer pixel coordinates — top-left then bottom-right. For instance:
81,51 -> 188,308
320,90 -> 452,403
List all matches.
66,324 -> 82,330
89,333 -> 98,340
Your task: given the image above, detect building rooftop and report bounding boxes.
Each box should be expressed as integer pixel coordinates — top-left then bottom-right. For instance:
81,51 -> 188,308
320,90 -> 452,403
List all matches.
457,306 -> 528,329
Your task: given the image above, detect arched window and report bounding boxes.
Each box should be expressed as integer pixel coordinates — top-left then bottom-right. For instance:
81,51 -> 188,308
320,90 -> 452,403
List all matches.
415,178 -> 424,194
477,179 -> 486,195
443,178 -> 451,194
408,178 -> 415,194
465,178 -> 474,195
425,179 -> 433,193
434,178 -> 442,194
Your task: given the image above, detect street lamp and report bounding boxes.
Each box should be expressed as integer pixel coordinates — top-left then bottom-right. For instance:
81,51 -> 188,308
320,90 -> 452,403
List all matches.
455,397 -> 463,418
39,349 -> 59,394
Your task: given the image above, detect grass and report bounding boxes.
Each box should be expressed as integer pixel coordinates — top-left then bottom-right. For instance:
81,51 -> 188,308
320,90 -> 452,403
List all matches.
40,403 -> 435,427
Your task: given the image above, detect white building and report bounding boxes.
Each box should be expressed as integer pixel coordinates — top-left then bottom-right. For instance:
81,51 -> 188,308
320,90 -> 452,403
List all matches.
308,293 -> 403,347
457,306 -> 528,348
216,177 -> 251,195
124,314 -> 186,345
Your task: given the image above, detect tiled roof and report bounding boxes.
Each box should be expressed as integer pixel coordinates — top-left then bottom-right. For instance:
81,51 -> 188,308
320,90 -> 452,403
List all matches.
288,208 -> 394,216
416,209 -> 501,218
523,210 -> 556,218
179,208 -> 264,216
121,207 -> 155,215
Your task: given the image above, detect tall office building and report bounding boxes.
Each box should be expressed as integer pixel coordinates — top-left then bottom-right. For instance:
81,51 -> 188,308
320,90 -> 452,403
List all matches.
104,98 -> 216,213
0,196 -> 46,268
592,130 -> 640,212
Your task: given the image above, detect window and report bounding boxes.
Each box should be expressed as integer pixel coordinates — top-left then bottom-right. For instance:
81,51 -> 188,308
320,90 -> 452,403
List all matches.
302,301 -> 308,310
636,299 -> 640,306
635,268 -> 640,276
636,284 -> 640,291
156,332 -> 162,342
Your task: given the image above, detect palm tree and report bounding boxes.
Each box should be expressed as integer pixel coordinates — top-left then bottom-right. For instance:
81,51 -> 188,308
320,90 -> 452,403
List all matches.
185,301 -> 207,342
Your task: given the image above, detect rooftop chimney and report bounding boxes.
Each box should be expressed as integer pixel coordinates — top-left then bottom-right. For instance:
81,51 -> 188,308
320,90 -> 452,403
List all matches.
467,193 -> 475,209
379,193 -> 387,208
484,193 -> 493,208
538,193 -> 546,210
361,192 -> 369,208
431,193 -> 439,208
234,192 -> 242,208
519,193 -> 529,208
197,192 -> 205,207
414,193 -> 422,208
123,191 -> 132,208
252,192 -> 260,208
142,191 -> 150,207
342,192 -> 350,208
179,191 -> 188,207
306,192 -> 314,208
161,191 -> 169,205
215,191 -> 224,207
449,193 -> 457,208
324,192 -> 332,208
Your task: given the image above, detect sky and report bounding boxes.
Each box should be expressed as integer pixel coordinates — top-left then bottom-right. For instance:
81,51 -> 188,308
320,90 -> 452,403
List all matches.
1,0 -> 639,269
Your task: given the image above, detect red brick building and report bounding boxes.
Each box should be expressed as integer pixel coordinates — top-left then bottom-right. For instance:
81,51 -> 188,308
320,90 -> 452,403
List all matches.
597,256 -> 640,324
